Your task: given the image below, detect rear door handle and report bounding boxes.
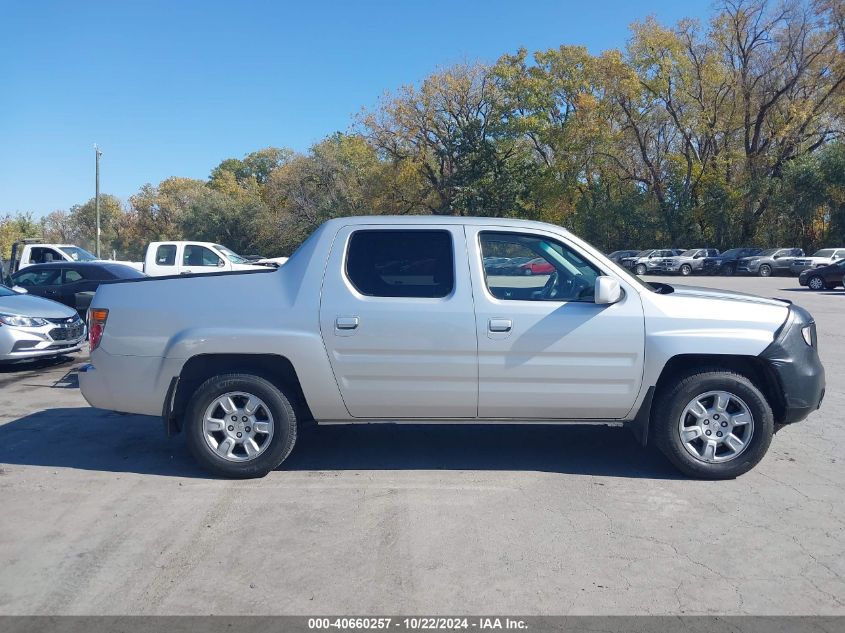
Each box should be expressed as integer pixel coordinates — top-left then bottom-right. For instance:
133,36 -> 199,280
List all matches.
488,318 -> 512,332
336,316 -> 360,330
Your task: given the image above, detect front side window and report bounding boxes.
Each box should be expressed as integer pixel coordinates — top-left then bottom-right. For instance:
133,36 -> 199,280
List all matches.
479,232 -> 600,302
156,245 -> 177,266
183,245 -> 222,267
58,246 -> 97,262
13,268 -> 62,286
345,230 -> 454,298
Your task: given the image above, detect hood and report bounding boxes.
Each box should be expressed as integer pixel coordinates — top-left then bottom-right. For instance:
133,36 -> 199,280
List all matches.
666,284 -> 789,308
0,293 -> 78,318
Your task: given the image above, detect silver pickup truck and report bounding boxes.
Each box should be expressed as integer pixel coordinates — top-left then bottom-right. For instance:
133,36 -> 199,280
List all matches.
79,217 -> 825,480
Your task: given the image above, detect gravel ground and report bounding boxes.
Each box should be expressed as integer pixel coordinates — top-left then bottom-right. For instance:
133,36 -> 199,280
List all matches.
0,275 -> 842,615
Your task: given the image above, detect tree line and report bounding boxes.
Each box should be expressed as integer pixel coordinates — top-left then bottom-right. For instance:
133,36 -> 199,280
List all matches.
2,0 -> 844,261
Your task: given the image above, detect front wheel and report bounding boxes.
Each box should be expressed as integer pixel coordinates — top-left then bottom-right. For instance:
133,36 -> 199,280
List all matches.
807,275 -> 825,291
758,264 -> 772,277
679,264 -> 692,276
635,264 -> 647,275
185,373 -> 298,478
721,264 -> 735,276
652,370 -> 773,479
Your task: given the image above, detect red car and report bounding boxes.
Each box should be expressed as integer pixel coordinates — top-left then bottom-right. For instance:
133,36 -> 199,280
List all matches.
520,258 -> 555,275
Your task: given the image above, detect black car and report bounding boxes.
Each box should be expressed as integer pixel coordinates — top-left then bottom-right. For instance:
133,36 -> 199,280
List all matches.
607,250 -> 641,265
702,248 -> 763,276
799,259 -> 845,290
10,262 -> 145,315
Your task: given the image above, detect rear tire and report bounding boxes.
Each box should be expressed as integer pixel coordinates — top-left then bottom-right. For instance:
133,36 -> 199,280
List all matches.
652,369 -> 773,479
185,373 -> 297,478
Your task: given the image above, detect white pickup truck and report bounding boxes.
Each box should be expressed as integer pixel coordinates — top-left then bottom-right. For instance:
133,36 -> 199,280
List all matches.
142,241 -> 286,276
79,217 -> 825,480
7,240 -> 142,274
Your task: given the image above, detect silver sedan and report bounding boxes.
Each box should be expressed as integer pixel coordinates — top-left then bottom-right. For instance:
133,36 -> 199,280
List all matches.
0,285 -> 85,362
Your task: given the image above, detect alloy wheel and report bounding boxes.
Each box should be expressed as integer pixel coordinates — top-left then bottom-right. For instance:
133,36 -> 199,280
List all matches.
678,391 -> 754,463
202,391 -> 275,462
808,276 -> 824,290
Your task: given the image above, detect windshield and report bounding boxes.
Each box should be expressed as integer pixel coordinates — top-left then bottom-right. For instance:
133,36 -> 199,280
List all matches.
58,246 -> 97,261
0,285 -> 16,297
679,249 -> 699,257
213,244 -> 248,264
813,249 -> 835,257
758,248 -> 778,256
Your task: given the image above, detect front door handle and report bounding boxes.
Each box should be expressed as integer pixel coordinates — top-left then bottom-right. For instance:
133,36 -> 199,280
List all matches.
488,318 -> 512,332
336,316 -> 360,330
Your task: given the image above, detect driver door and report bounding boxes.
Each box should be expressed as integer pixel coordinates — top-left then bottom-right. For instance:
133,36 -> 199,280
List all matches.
467,226 -> 645,420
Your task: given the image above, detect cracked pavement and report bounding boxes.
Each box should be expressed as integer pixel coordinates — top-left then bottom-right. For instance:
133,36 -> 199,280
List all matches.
0,276 -> 842,614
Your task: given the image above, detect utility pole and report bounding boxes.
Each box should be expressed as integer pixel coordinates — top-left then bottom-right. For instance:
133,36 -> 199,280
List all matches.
94,145 -> 102,258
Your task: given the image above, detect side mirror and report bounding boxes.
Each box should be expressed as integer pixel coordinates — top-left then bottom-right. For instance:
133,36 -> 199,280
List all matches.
217,259 -> 225,267
12,286 -> 28,294
595,276 -> 623,305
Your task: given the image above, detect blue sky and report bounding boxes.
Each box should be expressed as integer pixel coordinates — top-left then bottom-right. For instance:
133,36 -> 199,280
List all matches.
0,0 -> 712,216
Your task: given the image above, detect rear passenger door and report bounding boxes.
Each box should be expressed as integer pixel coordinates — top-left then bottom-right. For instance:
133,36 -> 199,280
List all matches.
319,225 -> 477,419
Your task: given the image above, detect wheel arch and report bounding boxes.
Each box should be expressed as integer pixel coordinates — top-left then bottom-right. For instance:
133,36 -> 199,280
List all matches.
634,353 -> 786,445
166,353 -> 314,435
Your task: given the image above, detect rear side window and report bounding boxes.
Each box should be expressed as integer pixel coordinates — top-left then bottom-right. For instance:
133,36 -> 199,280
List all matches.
345,230 -> 454,298
155,245 -> 177,266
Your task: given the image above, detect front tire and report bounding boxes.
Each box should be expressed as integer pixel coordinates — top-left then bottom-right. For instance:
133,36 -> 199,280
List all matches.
652,369 -> 774,479
679,264 -> 692,276
721,264 -> 735,276
185,373 -> 297,478
807,275 -> 825,291
635,264 -> 647,275
758,264 -> 772,277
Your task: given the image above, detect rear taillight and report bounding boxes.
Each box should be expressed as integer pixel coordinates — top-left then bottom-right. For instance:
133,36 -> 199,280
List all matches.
88,308 -> 109,350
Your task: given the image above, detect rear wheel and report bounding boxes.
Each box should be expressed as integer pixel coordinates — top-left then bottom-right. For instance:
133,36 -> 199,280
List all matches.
807,275 -> 825,291
758,264 -> 772,277
679,264 -> 692,276
652,369 -> 773,479
185,373 -> 297,478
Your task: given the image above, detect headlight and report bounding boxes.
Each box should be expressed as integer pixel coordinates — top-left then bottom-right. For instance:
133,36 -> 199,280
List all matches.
801,324 -> 815,347
0,313 -> 49,327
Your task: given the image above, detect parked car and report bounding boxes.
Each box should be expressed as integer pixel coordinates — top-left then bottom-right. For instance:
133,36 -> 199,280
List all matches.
9,262 -> 146,317
702,248 -> 763,276
790,248 -> 845,275
519,257 -> 555,275
631,249 -> 685,275
79,217 -> 824,480
142,241 -> 283,276
6,239 -> 142,274
658,248 -> 720,276
607,250 -> 641,265
0,284 -> 85,363
618,251 -> 647,270
798,259 -> 845,290
736,248 -> 804,276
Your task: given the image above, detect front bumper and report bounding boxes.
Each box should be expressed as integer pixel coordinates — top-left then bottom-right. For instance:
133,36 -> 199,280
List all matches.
760,305 -> 825,424
0,319 -> 86,362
